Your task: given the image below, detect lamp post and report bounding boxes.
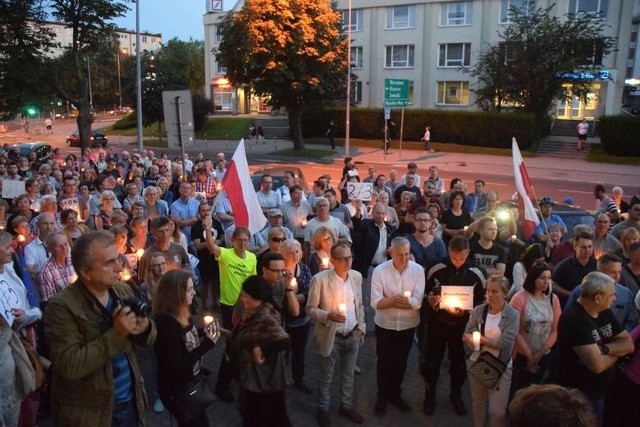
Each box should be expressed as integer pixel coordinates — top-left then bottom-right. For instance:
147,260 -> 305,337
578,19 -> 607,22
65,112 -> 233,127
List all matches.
86,57 -> 93,110
116,50 -> 122,109
345,0 -> 352,156
135,0 -> 143,153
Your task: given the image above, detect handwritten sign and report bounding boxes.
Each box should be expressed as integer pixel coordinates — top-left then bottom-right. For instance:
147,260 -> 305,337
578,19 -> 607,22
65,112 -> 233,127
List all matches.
441,285 -> 474,311
0,279 -> 22,327
2,179 -> 25,199
346,182 -> 373,201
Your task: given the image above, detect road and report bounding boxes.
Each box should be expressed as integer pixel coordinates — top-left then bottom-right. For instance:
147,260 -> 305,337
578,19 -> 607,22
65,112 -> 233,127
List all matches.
3,115 -> 637,210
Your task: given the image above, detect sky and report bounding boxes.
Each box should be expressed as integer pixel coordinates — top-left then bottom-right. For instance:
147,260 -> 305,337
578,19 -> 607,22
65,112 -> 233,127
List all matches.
113,0 -> 233,42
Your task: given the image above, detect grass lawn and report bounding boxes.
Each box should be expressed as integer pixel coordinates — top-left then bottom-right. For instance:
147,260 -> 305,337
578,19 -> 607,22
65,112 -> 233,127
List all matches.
107,117 -> 253,140
587,145 -> 640,165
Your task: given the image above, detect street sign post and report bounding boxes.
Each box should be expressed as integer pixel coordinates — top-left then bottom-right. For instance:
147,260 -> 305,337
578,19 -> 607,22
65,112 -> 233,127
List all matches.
384,79 -> 410,107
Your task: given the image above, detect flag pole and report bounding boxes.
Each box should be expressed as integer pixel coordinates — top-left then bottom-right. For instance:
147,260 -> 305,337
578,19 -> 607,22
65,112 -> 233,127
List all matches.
513,138 -> 549,239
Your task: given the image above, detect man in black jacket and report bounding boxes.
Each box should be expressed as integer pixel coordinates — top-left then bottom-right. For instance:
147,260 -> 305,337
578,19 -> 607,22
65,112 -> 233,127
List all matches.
420,236 -> 486,417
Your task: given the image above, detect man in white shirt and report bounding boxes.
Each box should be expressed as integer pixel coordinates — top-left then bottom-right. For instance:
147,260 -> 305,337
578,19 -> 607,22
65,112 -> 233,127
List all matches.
256,173 -> 282,216
303,197 -> 351,259
370,237 -> 425,417
24,212 -> 57,281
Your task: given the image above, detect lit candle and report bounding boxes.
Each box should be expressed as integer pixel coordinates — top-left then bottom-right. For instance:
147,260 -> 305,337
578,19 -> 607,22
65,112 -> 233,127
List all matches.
321,257 -> 329,268
403,290 -> 411,299
463,226 -> 469,232
216,183 -> 222,192
17,235 -> 25,243
70,273 -> 78,283
301,218 -> 308,227
472,331 -> 481,351
338,303 -> 347,315
511,234 -> 517,242
290,277 -> 298,290
384,216 -> 389,222
136,248 -> 144,259
203,315 -> 214,326
121,268 -> 131,281
179,174 -> 183,181
0,225 -> 4,230
443,296 -> 461,311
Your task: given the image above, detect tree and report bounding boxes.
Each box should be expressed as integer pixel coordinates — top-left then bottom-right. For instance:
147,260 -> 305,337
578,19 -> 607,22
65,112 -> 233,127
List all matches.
0,0 -> 56,120
466,4 -> 615,123
215,0 -> 348,150
49,0 -> 131,153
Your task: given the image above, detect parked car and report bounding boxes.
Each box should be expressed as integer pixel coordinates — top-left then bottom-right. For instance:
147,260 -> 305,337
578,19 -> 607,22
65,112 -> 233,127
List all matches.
66,129 -> 108,148
498,200 -> 594,238
251,166 -> 308,193
1,142 -> 53,163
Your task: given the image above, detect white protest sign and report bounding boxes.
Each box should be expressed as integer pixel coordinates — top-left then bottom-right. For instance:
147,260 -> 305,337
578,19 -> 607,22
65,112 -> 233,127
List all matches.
440,285 -> 474,311
0,278 -> 23,327
346,182 -> 373,201
2,179 -> 25,199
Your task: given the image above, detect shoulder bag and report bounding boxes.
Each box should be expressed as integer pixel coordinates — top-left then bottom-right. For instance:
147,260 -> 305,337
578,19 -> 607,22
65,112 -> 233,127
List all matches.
169,373 -> 215,424
468,305 -> 507,389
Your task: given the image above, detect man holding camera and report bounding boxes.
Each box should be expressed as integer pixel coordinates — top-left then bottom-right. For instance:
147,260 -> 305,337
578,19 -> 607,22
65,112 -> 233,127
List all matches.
44,231 -> 157,426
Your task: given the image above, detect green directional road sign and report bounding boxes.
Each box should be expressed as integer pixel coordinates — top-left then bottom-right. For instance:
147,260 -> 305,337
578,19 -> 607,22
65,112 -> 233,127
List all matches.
384,78 -> 410,107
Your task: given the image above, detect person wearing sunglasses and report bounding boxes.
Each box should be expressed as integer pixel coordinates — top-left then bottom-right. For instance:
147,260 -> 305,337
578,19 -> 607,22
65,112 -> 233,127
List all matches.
257,227 -> 288,276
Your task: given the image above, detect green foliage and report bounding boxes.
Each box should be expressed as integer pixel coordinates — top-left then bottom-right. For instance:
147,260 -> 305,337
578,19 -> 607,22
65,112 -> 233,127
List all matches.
302,108 -> 538,149
215,0 -> 348,149
598,115 -> 640,156
192,94 -> 213,131
112,113 -> 137,130
196,117 -> 253,139
0,0 -> 57,119
466,4 -> 615,121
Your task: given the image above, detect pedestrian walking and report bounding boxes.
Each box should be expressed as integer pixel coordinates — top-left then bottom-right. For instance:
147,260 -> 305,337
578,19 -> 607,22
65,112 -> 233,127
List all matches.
326,120 -> 336,150
422,126 -> 433,152
44,118 -> 53,134
576,119 -> 589,151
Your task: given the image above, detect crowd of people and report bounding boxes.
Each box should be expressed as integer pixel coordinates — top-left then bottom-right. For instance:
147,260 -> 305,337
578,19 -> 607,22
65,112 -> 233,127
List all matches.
0,144 -> 639,427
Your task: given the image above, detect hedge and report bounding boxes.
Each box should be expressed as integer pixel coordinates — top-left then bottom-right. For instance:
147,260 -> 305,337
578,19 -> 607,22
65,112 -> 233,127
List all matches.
301,108 -> 538,149
112,113 -> 137,130
599,115 -> 640,156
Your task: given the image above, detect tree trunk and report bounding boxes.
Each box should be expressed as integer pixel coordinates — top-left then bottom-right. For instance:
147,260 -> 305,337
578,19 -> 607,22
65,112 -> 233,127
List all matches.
73,49 -> 91,158
289,106 -> 305,151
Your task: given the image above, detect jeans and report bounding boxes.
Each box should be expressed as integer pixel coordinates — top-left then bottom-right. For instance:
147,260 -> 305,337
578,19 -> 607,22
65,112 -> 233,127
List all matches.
286,322 -> 311,384
317,334 -> 360,411
375,325 -> 415,399
111,399 -> 138,427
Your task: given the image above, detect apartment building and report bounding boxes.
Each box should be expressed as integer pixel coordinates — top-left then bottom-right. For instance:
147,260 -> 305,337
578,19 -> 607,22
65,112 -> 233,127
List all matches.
41,21 -> 162,58
203,0 -> 634,119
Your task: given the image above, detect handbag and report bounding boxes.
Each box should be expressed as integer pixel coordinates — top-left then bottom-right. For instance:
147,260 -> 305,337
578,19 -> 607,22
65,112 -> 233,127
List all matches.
20,337 -> 45,390
169,373 -> 216,424
469,351 -> 507,389
467,305 -> 507,389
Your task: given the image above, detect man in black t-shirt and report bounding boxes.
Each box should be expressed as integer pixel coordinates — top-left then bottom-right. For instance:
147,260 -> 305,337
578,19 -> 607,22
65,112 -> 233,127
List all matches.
192,203 -> 224,311
552,271 -> 634,424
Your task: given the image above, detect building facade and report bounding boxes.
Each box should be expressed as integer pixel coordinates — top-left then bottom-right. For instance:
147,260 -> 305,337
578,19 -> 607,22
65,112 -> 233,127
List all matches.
41,21 -> 162,58
203,0 -> 634,119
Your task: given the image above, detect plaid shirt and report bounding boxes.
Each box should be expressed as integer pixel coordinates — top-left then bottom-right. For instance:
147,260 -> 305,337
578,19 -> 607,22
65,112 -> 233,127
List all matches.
39,256 -> 76,302
195,176 -> 218,202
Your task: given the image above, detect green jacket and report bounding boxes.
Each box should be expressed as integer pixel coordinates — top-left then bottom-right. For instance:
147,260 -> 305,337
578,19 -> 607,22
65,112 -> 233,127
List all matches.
44,281 -> 157,427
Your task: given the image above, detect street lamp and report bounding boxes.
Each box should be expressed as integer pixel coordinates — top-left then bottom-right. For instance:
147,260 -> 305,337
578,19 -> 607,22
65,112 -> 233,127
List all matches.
116,49 -> 122,109
345,0 -> 352,156
135,0 -> 143,153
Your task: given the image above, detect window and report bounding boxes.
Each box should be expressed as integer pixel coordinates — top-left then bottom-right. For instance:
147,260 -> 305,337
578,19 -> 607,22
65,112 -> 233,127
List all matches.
437,81 -> 470,105
350,46 -> 363,69
441,2 -> 472,26
568,0 -> 608,18
386,6 -> 415,29
439,43 -> 471,67
215,25 -> 224,42
341,9 -> 363,32
351,81 -> 362,104
500,0 -> 536,23
142,36 -> 147,43
569,38 -> 605,65
385,45 -> 415,68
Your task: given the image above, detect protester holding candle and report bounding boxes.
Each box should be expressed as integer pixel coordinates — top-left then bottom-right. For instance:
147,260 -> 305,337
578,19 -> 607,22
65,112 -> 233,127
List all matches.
463,276 -> 518,427
370,236 -> 425,416
153,270 -> 221,427
421,236 -> 486,417
309,226 -> 337,276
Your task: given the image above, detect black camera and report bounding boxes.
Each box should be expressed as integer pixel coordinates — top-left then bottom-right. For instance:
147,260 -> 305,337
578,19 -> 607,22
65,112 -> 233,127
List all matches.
121,297 -> 150,317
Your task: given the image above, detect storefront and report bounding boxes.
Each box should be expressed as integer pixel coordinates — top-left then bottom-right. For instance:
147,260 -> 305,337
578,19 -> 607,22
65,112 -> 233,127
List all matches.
554,71 -> 610,120
211,78 -> 234,113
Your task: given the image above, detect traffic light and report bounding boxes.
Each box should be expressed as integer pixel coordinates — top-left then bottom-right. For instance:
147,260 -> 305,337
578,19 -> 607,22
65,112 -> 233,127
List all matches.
26,107 -> 37,116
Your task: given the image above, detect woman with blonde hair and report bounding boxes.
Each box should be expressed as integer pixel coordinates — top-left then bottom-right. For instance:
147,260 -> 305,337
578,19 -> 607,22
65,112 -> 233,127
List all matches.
308,226 -> 337,275
616,227 -> 640,263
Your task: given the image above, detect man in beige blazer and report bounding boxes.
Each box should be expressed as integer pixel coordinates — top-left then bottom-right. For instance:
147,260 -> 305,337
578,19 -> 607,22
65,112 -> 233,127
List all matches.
306,242 -> 366,426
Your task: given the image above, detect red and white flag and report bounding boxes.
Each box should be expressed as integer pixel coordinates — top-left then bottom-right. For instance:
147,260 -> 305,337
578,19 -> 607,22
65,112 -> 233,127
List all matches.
512,138 -> 540,238
221,139 -> 267,234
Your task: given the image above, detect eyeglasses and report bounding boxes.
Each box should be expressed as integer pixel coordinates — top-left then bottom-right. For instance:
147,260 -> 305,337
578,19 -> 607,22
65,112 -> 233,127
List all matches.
333,256 -> 353,262
271,237 -> 286,243
265,267 -> 286,274
151,262 -> 167,268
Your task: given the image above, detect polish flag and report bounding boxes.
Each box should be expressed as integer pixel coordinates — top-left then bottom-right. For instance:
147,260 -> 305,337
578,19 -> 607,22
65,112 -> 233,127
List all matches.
512,138 -> 540,238
221,139 -> 267,234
